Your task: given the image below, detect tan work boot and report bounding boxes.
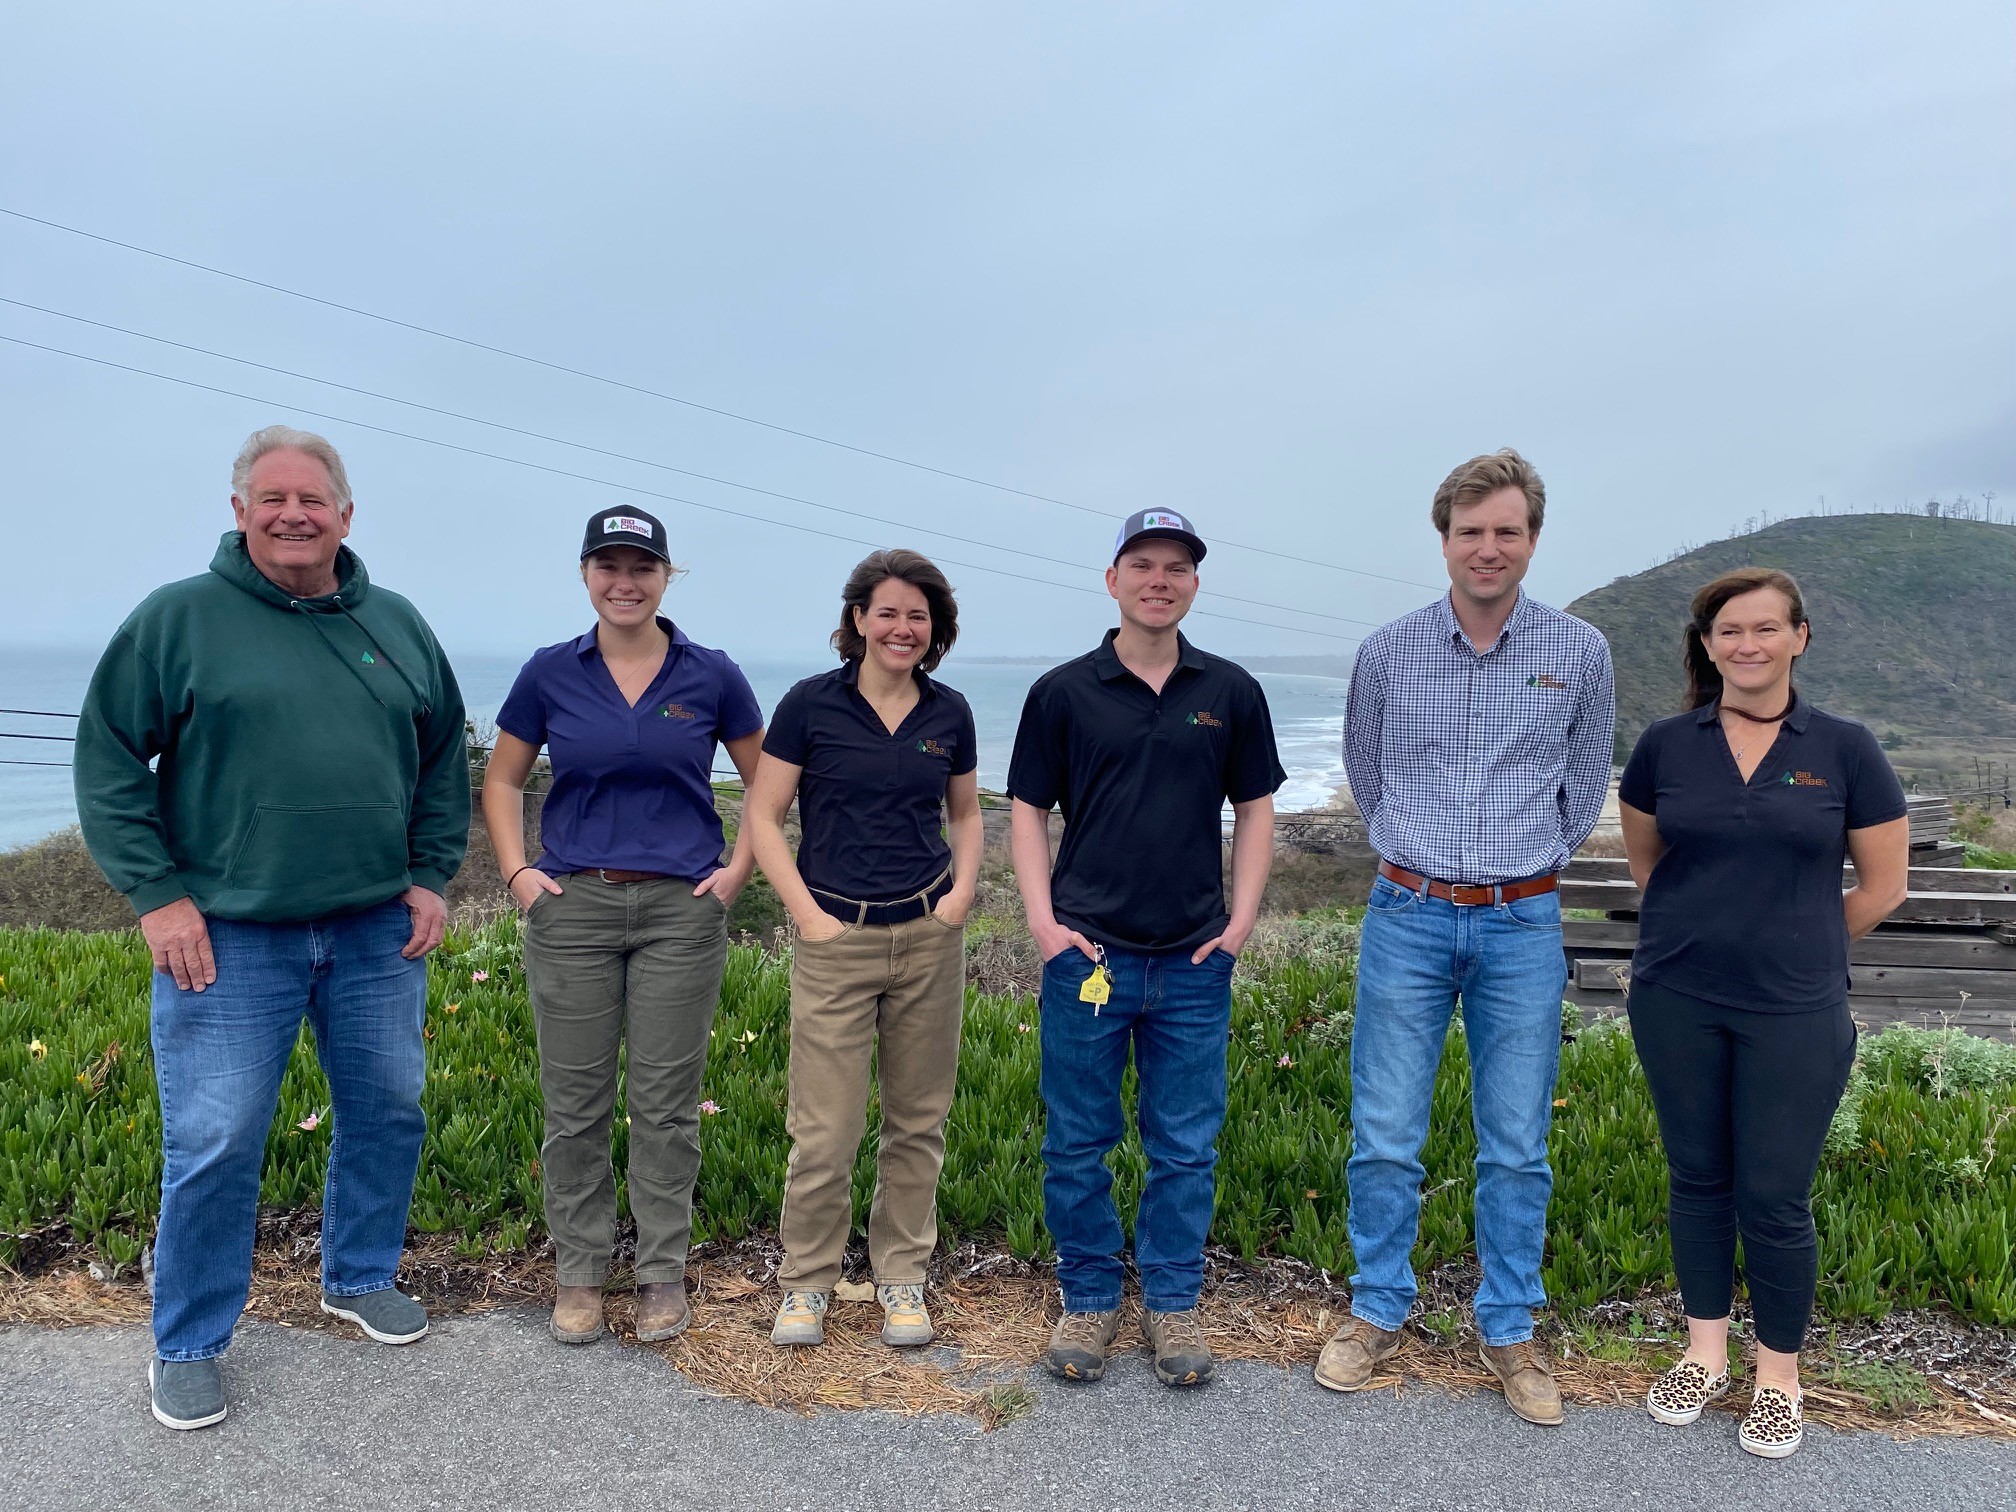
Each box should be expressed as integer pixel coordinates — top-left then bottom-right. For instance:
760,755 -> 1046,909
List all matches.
1480,1340 -> 1565,1425
770,1289 -> 829,1347
1314,1317 -> 1402,1392
634,1282 -> 690,1342
550,1284 -> 605,1345
876,1283 -> 935,1347
1142,1308 -> 1215,1387
1042,1309 -> 1121,1381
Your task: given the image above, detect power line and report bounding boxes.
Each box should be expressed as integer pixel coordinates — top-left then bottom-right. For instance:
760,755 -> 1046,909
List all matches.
0,296 -> 1383,632
0,204 -> 1437,593
0,731 -> 74,742
0,334 -> 1365,646
0,758 -> 69,768
0,708 -> 79,718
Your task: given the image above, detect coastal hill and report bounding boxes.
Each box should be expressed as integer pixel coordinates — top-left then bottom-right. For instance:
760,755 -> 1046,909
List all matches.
1567,513 -> 2016,760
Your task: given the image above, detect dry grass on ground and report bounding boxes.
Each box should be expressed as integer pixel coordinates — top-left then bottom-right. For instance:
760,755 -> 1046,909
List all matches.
7,1228 -> 2013,1440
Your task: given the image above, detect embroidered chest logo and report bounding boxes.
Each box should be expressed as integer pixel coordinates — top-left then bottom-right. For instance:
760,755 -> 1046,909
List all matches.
1525,673 -> 1568,690
1783,770 -> 1829,787
1186,710 -> 1224,728
360,652 -> 376,665
658,703 -> 697,720
916,738 -> 950,758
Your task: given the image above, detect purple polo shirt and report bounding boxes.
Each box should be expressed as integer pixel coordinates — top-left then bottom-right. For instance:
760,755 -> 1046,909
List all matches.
497,618 -> 763,881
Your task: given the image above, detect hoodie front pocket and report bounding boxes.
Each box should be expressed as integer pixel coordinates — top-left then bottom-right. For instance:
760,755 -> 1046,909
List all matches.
224,803 -> 408,897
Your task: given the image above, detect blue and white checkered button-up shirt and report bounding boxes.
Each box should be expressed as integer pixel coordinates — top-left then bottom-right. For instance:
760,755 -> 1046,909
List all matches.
1344,592 -> 1615,884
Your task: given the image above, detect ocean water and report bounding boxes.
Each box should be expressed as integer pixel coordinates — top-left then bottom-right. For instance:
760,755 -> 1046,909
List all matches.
0,645 -> 1348,851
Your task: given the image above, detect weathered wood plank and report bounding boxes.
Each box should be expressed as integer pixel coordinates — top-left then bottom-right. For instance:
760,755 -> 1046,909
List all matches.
1562,918 -> 2016,969
1560,989 -> 2016,1042
1574,957 -> 2016,1001
1559,878 -> 2016,925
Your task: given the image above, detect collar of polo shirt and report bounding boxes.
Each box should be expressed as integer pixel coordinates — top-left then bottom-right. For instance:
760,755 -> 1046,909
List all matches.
1090,628 -> 1206,682
838,658 -> 939,696
570,615 -> 691,660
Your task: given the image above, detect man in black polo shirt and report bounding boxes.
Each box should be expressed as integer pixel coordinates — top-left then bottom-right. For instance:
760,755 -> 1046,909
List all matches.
1008,509 -> 1285,1388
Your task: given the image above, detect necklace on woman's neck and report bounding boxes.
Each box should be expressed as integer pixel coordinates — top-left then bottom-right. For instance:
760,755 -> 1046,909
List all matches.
1719,691 -> 1794,764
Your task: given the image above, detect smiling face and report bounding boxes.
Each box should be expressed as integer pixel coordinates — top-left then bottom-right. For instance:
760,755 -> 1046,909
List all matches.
852,576 -> 935,678
1441,485 -> 1537,613
1105,539 -> 1199,632
581,546 -> 671,630
1703,586 -> 1809,701
231,447 -> 352,591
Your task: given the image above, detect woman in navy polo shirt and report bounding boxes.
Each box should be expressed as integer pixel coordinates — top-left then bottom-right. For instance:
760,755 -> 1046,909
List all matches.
1619,567 -> 1908,1458
481,507 -> 764,1348
743,549 -> 982,1351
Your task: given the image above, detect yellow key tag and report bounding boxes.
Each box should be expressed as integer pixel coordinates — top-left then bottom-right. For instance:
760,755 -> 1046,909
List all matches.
1079,965 -> 1111,1006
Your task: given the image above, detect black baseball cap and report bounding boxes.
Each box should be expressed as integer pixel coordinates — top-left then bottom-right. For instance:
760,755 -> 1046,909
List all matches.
1113,508 -> 1206,564
580,507 -> 671,563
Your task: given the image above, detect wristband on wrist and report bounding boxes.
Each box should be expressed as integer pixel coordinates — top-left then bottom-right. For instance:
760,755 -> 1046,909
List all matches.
505,865 -> 535,889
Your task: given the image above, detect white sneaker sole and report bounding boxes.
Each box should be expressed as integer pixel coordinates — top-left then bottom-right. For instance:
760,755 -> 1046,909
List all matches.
319,1297 -> 429,1345
1740,1429 -> 1803,1459
148,1362 -> 227,1431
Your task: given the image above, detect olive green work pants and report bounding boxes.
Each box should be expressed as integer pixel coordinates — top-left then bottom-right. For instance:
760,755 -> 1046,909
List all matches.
523,877 -> 728,1287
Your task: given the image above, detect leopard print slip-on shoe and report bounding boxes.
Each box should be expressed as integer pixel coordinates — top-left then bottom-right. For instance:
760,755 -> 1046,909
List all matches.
1738,1385 -> 1804,1459
1645,1358 -> 1732,1426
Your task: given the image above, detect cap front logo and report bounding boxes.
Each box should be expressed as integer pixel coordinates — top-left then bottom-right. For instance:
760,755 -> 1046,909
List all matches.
603,515 -> 653,537
1141,510 -> 1189,530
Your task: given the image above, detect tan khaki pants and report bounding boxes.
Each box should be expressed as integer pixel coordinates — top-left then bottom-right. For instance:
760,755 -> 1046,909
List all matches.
777,912 -> 966,1289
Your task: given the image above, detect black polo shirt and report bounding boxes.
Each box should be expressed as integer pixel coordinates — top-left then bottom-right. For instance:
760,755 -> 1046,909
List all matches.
763,662 -> 976,901
1008,630 -> 1286,954
1620,693 -> 1907,1011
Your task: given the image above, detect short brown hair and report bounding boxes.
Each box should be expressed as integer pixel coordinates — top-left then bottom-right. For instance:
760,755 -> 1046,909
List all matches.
1682,567 -> 1809,711
1431,448 -> 1545,537
831,549 -> 959,672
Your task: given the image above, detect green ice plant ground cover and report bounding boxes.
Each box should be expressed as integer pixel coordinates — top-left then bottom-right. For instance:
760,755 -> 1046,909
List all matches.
3,914 -> 2014,1326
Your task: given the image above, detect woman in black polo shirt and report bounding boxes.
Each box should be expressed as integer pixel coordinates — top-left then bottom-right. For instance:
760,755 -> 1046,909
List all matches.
1619,567 -> 1908,1459
744,549 -> 982,1351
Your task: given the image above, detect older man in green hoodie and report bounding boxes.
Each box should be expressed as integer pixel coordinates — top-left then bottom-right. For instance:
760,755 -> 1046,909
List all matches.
75,425 -> 468,1432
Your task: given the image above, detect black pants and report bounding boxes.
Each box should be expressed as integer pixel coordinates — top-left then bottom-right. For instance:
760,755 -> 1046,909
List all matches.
1627,977 -> 1857,1354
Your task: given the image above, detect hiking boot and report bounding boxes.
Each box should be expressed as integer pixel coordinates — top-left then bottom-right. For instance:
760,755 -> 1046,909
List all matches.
1315,1317 -> 1403,1392
1738,1386 -> 1804,1459
1143,1308 -> 1215,1387
770,1289 -> 829,1347
1645,1357 -> 1731,1426
634,1282 -> 690,1342
550,1285 -> 605,1344
1042,1309 -> 1121,1382
877,1283 -> 935,1347
320,1287 -> 429,1345
1479,1340 -> 1564,1426
149,1357 -> 227,1431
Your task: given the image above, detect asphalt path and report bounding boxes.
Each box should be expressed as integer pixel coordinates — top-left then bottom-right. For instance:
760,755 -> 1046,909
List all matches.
4,1310 -> 2013,1511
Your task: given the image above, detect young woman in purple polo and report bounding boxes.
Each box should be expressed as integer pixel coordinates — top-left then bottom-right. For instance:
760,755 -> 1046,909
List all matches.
482,507 -> 764,1346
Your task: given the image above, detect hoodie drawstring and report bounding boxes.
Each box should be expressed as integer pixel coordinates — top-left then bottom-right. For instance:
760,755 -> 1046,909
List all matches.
338,604 -> 434,717
288,598 -> 434,719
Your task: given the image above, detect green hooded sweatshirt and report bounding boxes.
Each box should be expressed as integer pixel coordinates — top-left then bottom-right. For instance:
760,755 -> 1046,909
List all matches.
75,533 -> 470,923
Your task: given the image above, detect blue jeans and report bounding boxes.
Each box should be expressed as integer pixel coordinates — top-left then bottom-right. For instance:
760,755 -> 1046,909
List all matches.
1038,946 -> 1235,1312
150,898 -> 428,1361
1345,876 -> 1566,1346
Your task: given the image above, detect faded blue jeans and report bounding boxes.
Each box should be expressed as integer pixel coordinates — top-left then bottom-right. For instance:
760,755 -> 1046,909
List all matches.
1345,875 -> 1567,1346
1039,945 -> 1235,1313
149,898 -> 428,1361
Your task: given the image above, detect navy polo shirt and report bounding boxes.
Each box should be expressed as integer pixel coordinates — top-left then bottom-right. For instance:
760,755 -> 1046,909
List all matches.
1008,630 -> 1286,955
762,662 -> 977,901
497,618 -> 763,882
1620,693 -> 1907,1011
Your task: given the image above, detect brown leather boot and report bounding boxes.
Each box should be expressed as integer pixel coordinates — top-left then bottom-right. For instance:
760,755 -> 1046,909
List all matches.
550,1284 -> 605,1345
1314,1317 -> 1403,1392
634,1282 -> 690,1342
1480,1340 -> 1565,1425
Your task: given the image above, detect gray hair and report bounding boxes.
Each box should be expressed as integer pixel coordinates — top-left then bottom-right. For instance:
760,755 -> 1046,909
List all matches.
230,425 -> 353,508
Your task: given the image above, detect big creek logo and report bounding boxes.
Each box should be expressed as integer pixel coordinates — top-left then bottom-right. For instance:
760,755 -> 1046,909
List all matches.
916,738 -> 951,758
1186,710 -> 1224,728
1783,770 -> 1830,787
1525,673 -> 1568,690
658,703 -> 697,720
360,652 -> 376,665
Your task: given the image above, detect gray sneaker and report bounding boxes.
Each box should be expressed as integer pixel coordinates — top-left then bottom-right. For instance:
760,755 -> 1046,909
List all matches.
1143,1308 -> 1215,1387
150,1357 -> 227,1431
1042,1309 -> 1121,1381
321,1287 -> 429,1345
877,1283 -> 935,1347
770,1288 -> 829,1347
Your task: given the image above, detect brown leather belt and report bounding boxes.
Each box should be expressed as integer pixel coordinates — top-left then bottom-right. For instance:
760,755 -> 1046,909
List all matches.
580,869 -> 673,885
1378,860 -> 1559,907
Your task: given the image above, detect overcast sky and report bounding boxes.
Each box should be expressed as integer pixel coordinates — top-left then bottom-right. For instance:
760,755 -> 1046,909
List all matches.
2,1 -> 2010,662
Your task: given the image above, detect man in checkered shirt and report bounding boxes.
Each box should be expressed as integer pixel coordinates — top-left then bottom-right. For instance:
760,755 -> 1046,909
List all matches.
1315,449 -> 1614,1428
